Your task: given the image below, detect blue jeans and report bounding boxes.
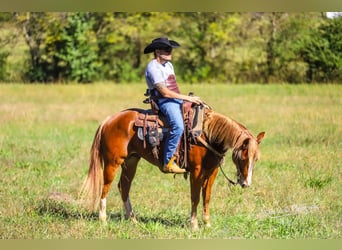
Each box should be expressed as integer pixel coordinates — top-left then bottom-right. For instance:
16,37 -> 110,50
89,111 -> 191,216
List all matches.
158,98 -> 184,166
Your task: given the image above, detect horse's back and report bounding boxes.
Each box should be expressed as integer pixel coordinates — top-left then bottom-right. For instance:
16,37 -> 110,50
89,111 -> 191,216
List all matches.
100,108 -> 144,150
99,107 -> 165,168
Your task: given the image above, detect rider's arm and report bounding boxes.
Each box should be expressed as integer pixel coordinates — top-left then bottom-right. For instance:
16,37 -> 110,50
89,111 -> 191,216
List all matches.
155,83 -> 202,104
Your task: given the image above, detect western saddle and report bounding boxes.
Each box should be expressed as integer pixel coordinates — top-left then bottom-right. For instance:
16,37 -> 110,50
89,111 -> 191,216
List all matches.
134,89 -> 206,169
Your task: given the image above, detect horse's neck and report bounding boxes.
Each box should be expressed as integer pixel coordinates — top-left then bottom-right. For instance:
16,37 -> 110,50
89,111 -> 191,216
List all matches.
227,120 -> 246,149
203,110 -> 246,152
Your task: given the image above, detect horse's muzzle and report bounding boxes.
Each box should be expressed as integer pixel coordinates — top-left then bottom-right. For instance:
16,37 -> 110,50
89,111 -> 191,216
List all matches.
238,179 -> 250,188
241,183 -> 249,188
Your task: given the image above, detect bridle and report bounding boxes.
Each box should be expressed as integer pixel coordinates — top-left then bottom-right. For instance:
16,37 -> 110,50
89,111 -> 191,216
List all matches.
196,136 -> 237,186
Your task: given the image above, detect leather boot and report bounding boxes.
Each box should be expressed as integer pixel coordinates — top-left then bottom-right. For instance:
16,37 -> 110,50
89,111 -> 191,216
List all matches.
162,156 -> 186,174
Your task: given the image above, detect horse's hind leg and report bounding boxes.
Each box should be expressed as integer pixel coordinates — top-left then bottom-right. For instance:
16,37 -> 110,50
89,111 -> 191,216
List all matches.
118,153 -> 140,222
99,159 -> 122,222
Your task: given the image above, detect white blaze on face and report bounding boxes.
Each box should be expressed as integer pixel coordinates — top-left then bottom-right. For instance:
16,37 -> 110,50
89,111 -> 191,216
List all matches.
246,161 -> 253,186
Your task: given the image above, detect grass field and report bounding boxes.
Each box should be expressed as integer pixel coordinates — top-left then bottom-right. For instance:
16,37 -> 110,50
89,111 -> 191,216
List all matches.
0,83 -> 341,239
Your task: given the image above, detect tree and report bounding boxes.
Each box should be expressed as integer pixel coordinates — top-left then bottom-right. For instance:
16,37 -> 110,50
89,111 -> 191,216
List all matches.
16,12 -> 50,82
172,12 -> 245,83
7,12 -> 340,84
298,16 -> 342,82
53,13 -> 99,83
270,13 -> 323,83
17,12 -> 99,83
92,12 -> 178,82
91,12 -> 147,82
0,13 -> 16,81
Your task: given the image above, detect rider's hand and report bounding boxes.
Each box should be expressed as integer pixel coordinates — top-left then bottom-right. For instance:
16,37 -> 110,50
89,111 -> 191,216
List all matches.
188,95 -> 202,105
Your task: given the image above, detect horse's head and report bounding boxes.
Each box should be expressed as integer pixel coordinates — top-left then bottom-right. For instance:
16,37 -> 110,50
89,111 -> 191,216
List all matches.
232,131 -> 265,188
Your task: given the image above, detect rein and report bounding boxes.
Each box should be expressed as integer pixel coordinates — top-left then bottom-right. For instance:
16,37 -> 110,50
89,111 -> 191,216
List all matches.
196,136 -> 225,158
196,136 -> 237,186
219,165 -> 237,186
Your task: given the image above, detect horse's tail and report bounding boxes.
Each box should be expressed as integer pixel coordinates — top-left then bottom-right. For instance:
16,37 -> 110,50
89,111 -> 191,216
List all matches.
79,116 -> 111,211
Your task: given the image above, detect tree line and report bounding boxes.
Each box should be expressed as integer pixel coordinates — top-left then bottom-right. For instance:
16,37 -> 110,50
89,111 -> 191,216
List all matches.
0,12 -> 341,84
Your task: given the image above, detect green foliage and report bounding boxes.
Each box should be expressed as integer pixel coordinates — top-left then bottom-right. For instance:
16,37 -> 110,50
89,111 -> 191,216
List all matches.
17,12 -> 99,83
0,51 -> 9,81
3,12 -> 342,83
15,12 -> 50,82
271,13 -> 315,83
0,12 -> 13,22
0,13 -> 16,81
93,12 -> 178,82
297,17 -> 342,83
54,13 -> 100,83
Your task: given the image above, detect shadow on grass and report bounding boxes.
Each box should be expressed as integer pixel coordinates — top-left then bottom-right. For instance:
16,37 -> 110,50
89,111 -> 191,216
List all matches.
35,196 -> 98,221
35,194 -> 187,228
123,214 -> 187,228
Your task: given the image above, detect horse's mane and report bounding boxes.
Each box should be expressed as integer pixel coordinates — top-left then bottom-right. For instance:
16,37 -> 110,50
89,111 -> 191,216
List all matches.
202,109 -> 252,153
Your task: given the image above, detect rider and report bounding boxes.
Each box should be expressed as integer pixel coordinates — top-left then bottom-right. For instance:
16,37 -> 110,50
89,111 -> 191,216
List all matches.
144,37 -> 202,174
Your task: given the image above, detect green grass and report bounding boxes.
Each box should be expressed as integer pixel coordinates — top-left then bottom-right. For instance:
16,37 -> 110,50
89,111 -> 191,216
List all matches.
0,83 -> 341,239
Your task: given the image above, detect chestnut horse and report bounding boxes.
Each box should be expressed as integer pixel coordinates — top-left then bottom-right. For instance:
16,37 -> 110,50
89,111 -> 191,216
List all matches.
80,107 -> 265,230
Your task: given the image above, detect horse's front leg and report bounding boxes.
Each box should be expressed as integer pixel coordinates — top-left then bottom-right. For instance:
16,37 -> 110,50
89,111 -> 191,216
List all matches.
190,167 -> 203,231
202,167 -> 219,228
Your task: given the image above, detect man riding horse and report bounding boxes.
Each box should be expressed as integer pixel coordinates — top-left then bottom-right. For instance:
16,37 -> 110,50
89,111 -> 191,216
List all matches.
79,37 -> 265,230
144,37 -> 202,174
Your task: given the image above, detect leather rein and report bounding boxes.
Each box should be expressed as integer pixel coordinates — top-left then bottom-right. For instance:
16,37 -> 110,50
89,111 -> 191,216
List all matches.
196,136 -> 237,186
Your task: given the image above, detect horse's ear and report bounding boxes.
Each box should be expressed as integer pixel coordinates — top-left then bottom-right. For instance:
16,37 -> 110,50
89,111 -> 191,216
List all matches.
257,132 -> 265,144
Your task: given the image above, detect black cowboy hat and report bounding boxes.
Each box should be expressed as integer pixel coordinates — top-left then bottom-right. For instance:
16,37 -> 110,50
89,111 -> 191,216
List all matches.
143,37 -> 180,54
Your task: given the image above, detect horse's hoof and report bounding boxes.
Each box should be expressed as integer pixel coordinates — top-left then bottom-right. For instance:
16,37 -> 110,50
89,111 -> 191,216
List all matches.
99,215 -> 107,224
130,216 -> 138,224
125,215 -> 137,224
125,212 -> 137,223
191,224 -> 199,231
190,220 -> 199,231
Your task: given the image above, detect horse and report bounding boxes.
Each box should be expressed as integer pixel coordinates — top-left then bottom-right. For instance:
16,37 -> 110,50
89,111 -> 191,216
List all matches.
79,106 -> 265,230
